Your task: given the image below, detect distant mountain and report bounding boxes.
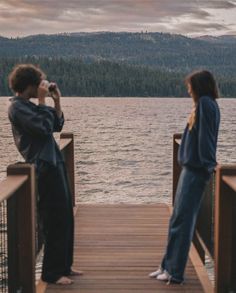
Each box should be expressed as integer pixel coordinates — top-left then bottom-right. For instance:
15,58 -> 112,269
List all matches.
196,35 -> 236,44
0,32 -> 235,97
0,32 -> 235,77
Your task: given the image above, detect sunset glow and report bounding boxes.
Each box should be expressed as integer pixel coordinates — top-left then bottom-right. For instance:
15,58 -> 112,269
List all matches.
0,0 -> 235,37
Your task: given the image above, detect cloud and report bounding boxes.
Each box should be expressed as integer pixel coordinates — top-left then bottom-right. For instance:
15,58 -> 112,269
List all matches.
0,0 -> 235,37
176,21 -> 230,35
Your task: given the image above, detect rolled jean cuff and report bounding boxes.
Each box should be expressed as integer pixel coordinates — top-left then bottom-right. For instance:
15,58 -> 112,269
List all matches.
163,269 -> 184,284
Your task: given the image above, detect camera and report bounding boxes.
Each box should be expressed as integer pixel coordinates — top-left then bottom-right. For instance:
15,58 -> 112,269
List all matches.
48,83 -> 57,93
42,80 -> 57,93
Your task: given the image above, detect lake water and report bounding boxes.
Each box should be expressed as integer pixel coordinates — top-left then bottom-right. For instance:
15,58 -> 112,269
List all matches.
1,97 -> 236,204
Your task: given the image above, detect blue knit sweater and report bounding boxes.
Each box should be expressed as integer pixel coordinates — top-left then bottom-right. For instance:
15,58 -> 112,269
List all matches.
178,95 -> 220,175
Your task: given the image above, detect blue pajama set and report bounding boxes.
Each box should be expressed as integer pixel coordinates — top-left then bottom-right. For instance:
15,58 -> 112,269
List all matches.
161,95 -> 220,283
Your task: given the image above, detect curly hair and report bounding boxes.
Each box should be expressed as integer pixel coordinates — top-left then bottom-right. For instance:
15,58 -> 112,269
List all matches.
8,64 -> 46,93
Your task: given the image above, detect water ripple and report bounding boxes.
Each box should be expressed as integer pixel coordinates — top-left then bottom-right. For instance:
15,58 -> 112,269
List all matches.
1,97 -> 236,204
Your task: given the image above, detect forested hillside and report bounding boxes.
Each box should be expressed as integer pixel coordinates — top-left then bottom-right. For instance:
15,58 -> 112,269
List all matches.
1,57 -> 235,97
0,32 -> 235,97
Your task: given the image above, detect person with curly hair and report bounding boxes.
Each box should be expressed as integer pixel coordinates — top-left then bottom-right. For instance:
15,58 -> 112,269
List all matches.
8,64 -> 82,285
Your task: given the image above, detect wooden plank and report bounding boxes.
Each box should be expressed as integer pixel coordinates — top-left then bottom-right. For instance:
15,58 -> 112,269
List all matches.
37,280 -> 47,293
172,134 -> 182,205
0,175 -> 28,202
7,164 -> 36,293
59,138 -> 72,151
175,138 -> 181,145
215,166 -> 236,293
222,175 -> 236,192
60,133 -> 75,206
189,243 -> 214,293
44,204 -> 211,293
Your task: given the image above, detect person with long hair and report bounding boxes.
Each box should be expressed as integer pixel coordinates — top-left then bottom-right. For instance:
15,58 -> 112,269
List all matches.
149,70 -> 220,284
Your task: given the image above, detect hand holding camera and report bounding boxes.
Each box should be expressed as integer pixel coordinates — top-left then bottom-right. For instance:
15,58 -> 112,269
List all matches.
48,82 -> 61,101
38,80 -> 62,118
38,80 -> 61,102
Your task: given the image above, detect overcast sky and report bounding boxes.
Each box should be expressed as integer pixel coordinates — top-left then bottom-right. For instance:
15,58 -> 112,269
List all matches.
0,0 -> 236,38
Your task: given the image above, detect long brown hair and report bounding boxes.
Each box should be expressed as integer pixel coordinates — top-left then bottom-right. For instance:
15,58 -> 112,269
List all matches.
185,70 -> 219,129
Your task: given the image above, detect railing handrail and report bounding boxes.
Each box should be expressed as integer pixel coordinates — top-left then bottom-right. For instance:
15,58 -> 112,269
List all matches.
222,175 -> 236,192
6,163 -> 36,293
174,138 -> 181,145
173,133 -> 236,293
0,134 -> 74,203
0,174 -> 28,202
214,165 -> 236,293
60,138 -> 72,151
0,132 -> 75,293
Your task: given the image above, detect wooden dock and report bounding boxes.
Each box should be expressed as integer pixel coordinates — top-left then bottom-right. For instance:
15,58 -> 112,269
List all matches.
4,133 -> 235,292
44,204 -> 213,293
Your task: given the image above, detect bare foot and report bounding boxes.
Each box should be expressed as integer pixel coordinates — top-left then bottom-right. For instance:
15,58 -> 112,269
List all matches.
69,269 -> 84,276
55,276 -> 74,285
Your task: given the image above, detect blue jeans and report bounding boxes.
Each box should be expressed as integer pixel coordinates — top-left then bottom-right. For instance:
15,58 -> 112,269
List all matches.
161,167 -> 210,283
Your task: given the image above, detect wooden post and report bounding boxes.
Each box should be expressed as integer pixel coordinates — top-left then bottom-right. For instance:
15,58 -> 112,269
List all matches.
192,233 -> 205,264
196,176 -> 214,259
7,163 -> 36,293
214,165 -> 236,293
232,199 -> 236,291
60,132 -> 75,206
194,176 -> 216,264
172,133 -> 182,205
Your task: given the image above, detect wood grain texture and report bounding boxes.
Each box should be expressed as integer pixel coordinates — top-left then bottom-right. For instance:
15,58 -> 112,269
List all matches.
0,175 -> 27,202
222,175 -> 236,192
45,204 -> 211,293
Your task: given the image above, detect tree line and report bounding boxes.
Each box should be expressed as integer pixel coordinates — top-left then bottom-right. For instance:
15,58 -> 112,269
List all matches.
0,57 -> 235,97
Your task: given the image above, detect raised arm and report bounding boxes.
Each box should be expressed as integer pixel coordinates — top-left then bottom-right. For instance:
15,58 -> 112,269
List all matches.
38,81 -> 64,132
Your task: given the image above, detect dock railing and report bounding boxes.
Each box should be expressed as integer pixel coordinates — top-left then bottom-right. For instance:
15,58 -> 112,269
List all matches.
215,165 -> 236,293
0,132 -> 75,293
60,133 -> 75,207
173,133 -> 236,293
1,132 -> 235,292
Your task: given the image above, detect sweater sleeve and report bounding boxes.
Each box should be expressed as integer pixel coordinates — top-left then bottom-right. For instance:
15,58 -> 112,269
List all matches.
198,97 -> 217,174
9,103 -> 63,137
40,105 -> 64,132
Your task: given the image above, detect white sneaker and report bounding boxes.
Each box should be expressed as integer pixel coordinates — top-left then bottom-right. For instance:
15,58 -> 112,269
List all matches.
149,268 -> 163,278
156,271 -> 170,281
